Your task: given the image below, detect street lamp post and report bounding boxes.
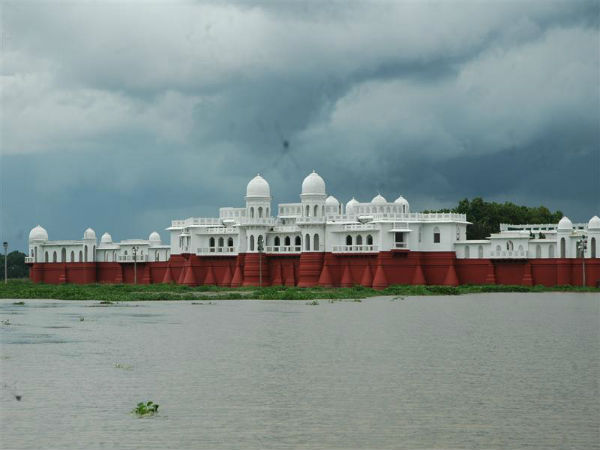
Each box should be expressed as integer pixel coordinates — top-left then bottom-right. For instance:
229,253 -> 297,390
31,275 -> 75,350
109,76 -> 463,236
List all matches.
3,242 -> 7,284
577,238 -> 587,287
132,246 -> 138,285
257,236 -> 264,288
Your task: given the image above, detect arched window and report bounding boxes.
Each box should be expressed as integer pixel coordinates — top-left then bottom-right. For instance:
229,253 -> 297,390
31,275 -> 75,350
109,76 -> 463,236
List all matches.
84,245 -> 88,262
403,205 -> 406,213
495,245 -> 501,253
45,251 -> 49,263
478,245 -> 484,258
228,237 -> 234,247
549,245 -> 555,258
306,205 -> 310,217
313,234 -> 319,251
218,237 -> 224,247
70,251 -> 74,262
53,251 -> 57,263
433,227 -> 441,244
266,207 -> 269,216
295,236 -> 301,247
456,226 -> 460,241
506,241 -> 514,251
465,246 -> 470,258
34,247 -> 38,262
104,252 -> 108,262
518,245 -> 523,255
250,207 -> 254,218
560,238 -> 566,258
209,237 -> 215,248
314,205 -> 318,217
418,226 -> 422,243
592,237 -> 597,258
274,236 -> 280,246
322,205 -> 325,216
92,246 -> 95,262
61,248 -> 66,262
536,245 -> 541,258
285,236 -> 291,246
249,235 -> 255,251
367,235 -> 373,245
155,250 -> 160,262
257,235 -> 264,251
305,234 -> 310,251
356,235 -> 363,245
78,251 -> 83,262
346,235 -> 352,246
258,207 -> 263,218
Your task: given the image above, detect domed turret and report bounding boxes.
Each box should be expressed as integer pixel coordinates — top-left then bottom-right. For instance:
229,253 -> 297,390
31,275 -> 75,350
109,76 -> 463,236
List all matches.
346,198 -> 359,214
394,195 -> 408,204
83,228 -> 96,240
29,225 -> 48,242
149,231 -> 161,244
588,216 -> 600,230
301,171 -> 326,196
371,194 -> 387,204
100,232 -> 112,244
246,174 -> 270,198
325,195 -> 339,206
557,216 -> 573,231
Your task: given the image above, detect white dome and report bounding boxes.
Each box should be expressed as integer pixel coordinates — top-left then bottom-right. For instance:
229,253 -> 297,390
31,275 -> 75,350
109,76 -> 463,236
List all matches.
83,228 -> 96,240
588,215 -> 600,230
149,231 -> 161,243
301,171 -> 326,196
371,194 -> 387,204
29,225 -> 48,242
325,195 -> 339,206
246,174 -> 270,198
557,216 -> 573,231
100,232 -> 112,244
346,198 -> 359,213
394,195 -> 409,205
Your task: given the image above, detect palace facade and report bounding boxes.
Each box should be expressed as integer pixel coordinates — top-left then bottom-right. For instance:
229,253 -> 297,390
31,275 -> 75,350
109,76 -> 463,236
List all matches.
26,171 -> 600,287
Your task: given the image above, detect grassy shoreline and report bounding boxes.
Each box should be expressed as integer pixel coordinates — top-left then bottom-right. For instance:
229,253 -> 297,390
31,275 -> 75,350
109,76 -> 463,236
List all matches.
0,279 -> 597,301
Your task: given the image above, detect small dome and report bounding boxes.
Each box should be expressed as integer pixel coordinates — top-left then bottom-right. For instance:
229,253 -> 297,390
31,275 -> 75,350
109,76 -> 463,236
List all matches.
371,194 -> 387,204
394,195 -> 409,205
246,174 -> 270,198
83,228 -> 96,240
325,195 -> 339,206
557,216 -> 573,231
588,215 -> 600,230
301,171 -> 326,196
346,198 -> 359,214
100,232 -> 112,244
29,225 -> 48,242
149,231 -> 161,243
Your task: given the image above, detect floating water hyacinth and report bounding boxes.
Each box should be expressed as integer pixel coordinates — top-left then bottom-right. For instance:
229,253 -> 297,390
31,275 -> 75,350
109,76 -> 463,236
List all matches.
132,401 -> 159,417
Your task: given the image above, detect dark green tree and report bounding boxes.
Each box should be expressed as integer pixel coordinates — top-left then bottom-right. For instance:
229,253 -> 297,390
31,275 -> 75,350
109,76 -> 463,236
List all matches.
0,251 -> 29,280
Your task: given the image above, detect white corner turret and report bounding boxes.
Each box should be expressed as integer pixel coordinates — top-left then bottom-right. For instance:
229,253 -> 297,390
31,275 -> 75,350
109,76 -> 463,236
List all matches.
29,225 -> 48,242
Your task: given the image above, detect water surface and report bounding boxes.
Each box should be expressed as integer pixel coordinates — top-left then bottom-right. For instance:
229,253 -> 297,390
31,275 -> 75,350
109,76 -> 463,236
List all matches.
1,294 -> 598,449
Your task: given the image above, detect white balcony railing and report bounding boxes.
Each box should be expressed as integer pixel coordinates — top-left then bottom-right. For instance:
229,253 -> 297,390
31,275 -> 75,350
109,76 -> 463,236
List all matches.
342,224 -> 377,231
197,247 -> 237,255
171,217 -> 222,228
393,242 -> 408,249
490,250 -> 528,258
271,226 -> 300,233
238,217 -> 277,226
118,255 -> 149,262
296,217 -> 327,225
265,245 -> 302,253
25,257 -> 35,263
332,245 -> 378,253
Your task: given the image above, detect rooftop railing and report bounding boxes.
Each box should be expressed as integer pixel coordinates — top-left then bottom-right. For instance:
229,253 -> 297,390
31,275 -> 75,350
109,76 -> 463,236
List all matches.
490,250 -> 528,259
265,245 -> 302,253
197,247 -> 237,255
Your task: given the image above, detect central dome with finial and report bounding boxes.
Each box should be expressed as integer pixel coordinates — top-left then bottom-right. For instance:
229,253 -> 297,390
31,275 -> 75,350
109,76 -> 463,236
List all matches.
301,170 -> 326,196
246,174 -> 271,198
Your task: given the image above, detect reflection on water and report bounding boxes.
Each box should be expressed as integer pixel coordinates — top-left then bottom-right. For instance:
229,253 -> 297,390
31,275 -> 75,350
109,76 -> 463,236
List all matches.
1,294 -> 598,450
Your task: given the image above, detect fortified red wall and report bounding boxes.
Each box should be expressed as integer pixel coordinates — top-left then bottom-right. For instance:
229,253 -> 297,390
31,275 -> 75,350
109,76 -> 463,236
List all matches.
27,252 -> 600,287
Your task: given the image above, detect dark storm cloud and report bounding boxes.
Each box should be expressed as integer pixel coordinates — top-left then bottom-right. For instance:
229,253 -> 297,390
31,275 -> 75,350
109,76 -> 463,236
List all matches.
1,0 -> 598,249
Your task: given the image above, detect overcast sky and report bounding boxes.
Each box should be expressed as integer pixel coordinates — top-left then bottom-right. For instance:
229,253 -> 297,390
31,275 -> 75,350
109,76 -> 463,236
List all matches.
1,0 -> 599,250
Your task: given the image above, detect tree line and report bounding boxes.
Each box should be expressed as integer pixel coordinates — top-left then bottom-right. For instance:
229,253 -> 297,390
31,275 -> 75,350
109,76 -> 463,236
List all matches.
0,251 -> 29,280
424,197 -> 564,240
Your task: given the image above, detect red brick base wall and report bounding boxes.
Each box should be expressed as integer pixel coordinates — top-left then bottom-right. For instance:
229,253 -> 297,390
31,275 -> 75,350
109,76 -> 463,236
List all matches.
28,252 -> 600,287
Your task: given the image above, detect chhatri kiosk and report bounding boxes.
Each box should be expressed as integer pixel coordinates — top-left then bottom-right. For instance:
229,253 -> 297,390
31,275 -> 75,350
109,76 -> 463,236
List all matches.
27,171 -> 600,287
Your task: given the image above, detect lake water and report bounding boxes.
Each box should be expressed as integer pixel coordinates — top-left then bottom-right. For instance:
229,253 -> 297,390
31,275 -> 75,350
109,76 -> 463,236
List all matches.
1,294 -> 598,450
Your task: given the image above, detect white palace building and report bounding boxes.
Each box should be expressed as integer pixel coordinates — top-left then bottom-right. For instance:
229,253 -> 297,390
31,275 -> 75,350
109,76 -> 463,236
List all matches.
27,171 -> 600,287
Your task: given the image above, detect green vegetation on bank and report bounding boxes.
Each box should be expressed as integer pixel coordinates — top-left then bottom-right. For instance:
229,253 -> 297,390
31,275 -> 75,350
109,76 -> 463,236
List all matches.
0,279 -> 597,302
424,197 -> 564,240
